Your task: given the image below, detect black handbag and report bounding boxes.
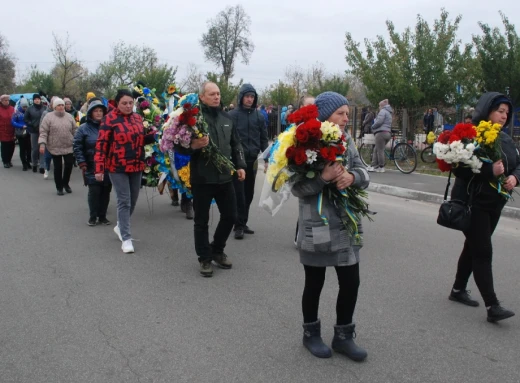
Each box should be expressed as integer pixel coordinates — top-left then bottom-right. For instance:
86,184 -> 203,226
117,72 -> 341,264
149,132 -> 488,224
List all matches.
437,170 -> 472,231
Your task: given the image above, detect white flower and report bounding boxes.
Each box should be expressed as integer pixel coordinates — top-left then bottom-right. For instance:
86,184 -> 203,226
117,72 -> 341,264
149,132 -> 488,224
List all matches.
305,149 -> 318,164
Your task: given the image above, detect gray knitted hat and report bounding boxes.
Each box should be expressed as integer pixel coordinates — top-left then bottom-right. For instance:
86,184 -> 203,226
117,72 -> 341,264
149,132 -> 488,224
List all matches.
315,92 -> 349,122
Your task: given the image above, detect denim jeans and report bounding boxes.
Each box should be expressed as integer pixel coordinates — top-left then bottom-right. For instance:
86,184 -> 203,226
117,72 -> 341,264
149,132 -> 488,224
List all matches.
109,172 -> 142,241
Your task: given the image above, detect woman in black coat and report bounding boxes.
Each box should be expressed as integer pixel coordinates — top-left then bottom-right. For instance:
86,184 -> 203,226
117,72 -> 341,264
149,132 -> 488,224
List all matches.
449,92 -> 519,322
73,100 -> 112,226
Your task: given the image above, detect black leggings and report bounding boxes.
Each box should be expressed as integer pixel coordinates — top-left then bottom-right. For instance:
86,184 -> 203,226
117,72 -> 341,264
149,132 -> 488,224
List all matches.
453,207 -> 501,306
302,264 -> 360,325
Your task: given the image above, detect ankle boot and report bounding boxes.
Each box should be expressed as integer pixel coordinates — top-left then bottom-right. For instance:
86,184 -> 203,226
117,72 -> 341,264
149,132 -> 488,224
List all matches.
302,319 -> 332,358
332,323 -> 367,362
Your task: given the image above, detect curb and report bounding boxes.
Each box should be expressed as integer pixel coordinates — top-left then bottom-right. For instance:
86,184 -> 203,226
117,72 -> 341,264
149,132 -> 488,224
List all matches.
368,183 -> 520,220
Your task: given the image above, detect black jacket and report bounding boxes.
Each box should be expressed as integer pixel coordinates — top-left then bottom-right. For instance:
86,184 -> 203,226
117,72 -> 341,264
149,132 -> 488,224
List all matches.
24,104 -> 45,134
176,103 -> 246,185
228,84 -> 268,161
73,102 -> 111,185
451,92 -> 520,211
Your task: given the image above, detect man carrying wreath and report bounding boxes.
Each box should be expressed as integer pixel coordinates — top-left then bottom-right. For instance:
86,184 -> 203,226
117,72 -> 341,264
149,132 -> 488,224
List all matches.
176,81 -> 246,277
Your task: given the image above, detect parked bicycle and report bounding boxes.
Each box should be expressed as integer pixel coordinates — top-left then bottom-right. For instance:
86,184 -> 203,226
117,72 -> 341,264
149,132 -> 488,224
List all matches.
357,129 -> 417,174
420,127 -> 444,163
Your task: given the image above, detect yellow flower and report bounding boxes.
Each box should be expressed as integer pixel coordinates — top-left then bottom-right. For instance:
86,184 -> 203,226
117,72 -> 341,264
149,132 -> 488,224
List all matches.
165,157 -> 171,166
167,85 -> 176,94
134,86 -> 143,95
143,121 -> 149,128
426,131 -> 436,144
143,109 -> 151,116
320,121 -> 342,142
153,98 -> 159,105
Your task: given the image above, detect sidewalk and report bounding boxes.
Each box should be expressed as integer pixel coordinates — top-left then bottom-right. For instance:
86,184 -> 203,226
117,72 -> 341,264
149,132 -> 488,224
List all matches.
368,170 -> 520,219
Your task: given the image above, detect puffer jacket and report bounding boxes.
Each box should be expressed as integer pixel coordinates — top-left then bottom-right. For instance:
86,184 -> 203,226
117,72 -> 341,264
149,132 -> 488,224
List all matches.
451,92 -> 520,211
24,103 -> 45,134
228,83 -> 268,161
292,134 -> 370,267
175,102 -> 246,185
38,111 -> 77,155
11,106 -> 26,132
95,109 -> 156,174
372,105 -> 393,134
0,104 -> 15,142
74,102 -> 110,185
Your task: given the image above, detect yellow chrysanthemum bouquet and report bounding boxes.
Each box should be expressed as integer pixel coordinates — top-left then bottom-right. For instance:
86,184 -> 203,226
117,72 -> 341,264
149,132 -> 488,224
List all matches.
475,120 -> 509,198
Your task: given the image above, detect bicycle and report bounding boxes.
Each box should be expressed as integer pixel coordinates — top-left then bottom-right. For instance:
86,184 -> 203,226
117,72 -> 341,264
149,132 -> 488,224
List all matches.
420,127 -> 443,163
357,129 -> 417,174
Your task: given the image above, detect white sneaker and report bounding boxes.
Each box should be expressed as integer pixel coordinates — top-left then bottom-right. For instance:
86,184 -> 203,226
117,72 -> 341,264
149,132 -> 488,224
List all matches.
122,239 -> 134,253
376,167 -> 386,173
113,224 -> 123,241
366,166 -> 376,172
43,170 -> 49,179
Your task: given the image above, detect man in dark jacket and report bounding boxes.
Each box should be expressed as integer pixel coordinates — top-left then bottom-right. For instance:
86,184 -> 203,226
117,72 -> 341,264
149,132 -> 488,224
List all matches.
24,94 -> 45,172
73,100 -> 112,226
176,81 -> 246,277
229,84 -> 268,239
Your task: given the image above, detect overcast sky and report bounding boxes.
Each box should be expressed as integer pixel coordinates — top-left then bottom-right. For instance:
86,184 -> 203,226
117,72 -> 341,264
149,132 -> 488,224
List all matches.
3,0 -> 517,91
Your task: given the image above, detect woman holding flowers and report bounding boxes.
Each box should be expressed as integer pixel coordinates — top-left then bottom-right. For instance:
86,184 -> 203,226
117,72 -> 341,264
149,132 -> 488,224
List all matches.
290,92 -> 370,361
448,92 -> 519,323
94,89 -> 156,254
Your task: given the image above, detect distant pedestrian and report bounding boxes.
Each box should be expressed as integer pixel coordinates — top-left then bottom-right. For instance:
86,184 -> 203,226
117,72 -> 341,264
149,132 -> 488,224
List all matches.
24,94 -> 46,172
0,94 -> 15,168
39,98 -> 77,196
361,106 -> 374,138
464,114 -> 472,124
366,99 -> 393,173
73,100 -> 112,226
423,108 -> 434,134
433,107 -> 444,131
11,97 -> 32,170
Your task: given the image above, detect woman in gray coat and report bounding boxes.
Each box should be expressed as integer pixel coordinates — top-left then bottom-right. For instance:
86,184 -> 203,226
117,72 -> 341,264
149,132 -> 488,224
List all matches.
292,92 -> 370,362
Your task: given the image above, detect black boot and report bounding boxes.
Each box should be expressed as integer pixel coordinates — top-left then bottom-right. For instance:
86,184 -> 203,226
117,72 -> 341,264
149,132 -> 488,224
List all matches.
332,324 -> 367,362
487,304 -> 515,323
302,320 -> 332,358
449,289 -> 479,307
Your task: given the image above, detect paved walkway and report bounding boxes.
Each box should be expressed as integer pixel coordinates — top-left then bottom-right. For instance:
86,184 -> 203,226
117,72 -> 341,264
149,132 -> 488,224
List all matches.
368,169 -> 520,219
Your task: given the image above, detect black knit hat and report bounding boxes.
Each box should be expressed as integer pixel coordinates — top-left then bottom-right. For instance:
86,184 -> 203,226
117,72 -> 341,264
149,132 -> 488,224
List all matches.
33,93 -> 41,101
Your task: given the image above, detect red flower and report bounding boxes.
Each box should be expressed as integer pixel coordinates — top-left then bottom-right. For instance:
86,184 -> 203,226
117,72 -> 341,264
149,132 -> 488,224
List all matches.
437,131 -> 451,144
451,123 -> 476,142
295,127 -> 309,143
288,105 -> 319,124
305,119 -> 321,129
436,158 -> 452,172
319,147 -> 337,162
184,103 -> 192,110
294,147 -> 308,165
308,127 -> 322,141
191,107 -> 199,115
188,117 -> 197,126
285,146 -> 296,159
336,144 -> 346,154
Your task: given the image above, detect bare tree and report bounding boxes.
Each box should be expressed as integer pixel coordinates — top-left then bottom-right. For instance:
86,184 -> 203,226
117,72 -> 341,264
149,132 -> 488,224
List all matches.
285,65 -> 305,104
0,34 -> 16,93
180,63 -> 204,93
200,5 -> 254,84
51,32 -> 85,95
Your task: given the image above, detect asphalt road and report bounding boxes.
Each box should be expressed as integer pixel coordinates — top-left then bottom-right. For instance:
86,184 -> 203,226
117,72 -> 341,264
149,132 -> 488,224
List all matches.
1,158 -> 519,383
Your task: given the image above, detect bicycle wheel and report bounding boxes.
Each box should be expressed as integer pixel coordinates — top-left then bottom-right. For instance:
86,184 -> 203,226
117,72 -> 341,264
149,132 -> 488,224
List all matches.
420,145 -> 436,163
358,143 -> 374,167
393,143 -> 417,174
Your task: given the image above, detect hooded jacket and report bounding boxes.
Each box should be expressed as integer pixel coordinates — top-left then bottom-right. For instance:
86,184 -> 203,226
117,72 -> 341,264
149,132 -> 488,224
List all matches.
451,92 -> 520,211
371,105 -> 393,134
228,83 -> 268,161
24,102 -> 45,134
280,106 -> 288,126
74,101 -> 110,185
0,103 -> 15,142
11,105 -> 27,132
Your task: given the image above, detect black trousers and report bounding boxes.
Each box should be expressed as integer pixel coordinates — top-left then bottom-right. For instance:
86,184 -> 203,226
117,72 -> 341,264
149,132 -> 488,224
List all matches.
302,264 -> 360,325
1,141 -> 15,164
233,160 -> 257,230
52,153 -> 74,190
192,182 -> 237,261
453,207 -> 501,306
88,183 -> 112,220
18,135 -> 32,166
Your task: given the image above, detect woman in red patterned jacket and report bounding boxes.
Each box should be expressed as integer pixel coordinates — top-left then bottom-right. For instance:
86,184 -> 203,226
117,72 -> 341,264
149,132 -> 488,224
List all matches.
94,89 -> 155,254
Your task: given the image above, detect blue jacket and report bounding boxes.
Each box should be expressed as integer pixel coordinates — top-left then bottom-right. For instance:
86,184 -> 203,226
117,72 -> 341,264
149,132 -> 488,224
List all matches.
11,107 -> 26,131
280,106 -> 288,126
73,102 -> 111,185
